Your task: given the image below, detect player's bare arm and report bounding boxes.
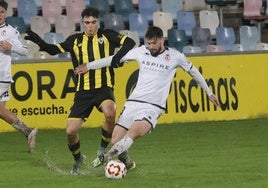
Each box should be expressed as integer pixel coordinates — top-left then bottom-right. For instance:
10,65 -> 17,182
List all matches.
188,66 -> 220,108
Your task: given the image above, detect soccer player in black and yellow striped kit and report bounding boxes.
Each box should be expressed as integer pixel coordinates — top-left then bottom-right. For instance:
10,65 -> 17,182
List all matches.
25,7 -> 135,175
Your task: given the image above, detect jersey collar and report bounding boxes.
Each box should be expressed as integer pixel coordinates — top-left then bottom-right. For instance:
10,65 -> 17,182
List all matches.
0,22 -> 7,28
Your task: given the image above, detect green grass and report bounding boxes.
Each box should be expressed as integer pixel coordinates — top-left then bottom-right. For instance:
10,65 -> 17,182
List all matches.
1,118 -> 268,188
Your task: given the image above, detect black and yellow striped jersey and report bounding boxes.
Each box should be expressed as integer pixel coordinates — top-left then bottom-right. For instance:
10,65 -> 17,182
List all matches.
54,29 -> 129,91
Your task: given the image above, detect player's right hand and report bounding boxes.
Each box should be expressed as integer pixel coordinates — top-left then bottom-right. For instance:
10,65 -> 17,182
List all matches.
209,94 -> 220,107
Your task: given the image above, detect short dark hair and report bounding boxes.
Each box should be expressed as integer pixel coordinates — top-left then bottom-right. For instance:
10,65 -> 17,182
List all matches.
0,0 -> 8,10
81,6 -> 99,19
145,26 -> 163,39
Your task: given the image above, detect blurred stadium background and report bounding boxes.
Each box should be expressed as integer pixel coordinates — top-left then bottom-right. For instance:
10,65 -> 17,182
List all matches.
5,0 -> 268,60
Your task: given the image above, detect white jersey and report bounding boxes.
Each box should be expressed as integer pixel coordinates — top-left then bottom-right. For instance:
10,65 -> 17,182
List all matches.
0,23 -> 28,83
121,45 -> 193,109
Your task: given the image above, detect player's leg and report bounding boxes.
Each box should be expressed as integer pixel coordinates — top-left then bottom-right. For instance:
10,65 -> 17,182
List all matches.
0,99 -> 37,152
91,87 -> 116,167
91,99 -> 116,167
96,124 -> 129,165
104,103 -> 163,166
100,121 -> 151,169
0,101 -> 31,135
100,99 -> 116,152
118,150 -> 136,170
67,119 -> 84,175
111,124 -> 128,144
107,120 -> 152,158
67,90 -> 94,174
111,123 -> 136,170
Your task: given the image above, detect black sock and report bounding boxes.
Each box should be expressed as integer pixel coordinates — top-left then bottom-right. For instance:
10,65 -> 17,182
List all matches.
68,140 -> 81,161
100,128 -> 112,148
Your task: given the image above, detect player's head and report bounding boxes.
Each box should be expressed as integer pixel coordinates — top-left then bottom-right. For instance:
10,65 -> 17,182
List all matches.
81,7 -> 99,36
145,26 -> 165,57
0,0 -> 7,10
0,0 -> 7,25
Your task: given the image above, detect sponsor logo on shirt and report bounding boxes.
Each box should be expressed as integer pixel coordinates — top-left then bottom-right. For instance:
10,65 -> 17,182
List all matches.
1,29 -> 6,37
141,60 -> 170,72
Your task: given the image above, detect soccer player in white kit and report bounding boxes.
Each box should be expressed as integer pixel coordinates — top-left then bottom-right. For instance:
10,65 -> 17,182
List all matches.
75,26 -> 220,169
0,0 -> 37,152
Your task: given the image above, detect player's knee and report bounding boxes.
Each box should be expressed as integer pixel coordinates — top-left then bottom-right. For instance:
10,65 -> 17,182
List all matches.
104,112 -> 115,123
110,135 -> 120,145
66,127 -> 77,137
66,130 -> 78,145
110,140 -> 116,145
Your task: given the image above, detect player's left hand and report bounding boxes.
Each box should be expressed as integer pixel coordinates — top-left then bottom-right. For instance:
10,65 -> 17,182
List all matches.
209,94 -> 220,107
74,64 -> 88,75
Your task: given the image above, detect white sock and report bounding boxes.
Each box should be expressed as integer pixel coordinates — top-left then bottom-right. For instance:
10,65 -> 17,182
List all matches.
109,136 -> 133,157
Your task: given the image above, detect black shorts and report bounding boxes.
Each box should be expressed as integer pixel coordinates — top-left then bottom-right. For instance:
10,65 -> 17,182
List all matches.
68,87 -> 115,120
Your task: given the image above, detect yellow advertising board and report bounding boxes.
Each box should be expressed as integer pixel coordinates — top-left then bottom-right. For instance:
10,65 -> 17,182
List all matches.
1,53 -> 268,132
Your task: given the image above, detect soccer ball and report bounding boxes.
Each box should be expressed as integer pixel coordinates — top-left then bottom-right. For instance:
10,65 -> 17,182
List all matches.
105,160 -> 127,179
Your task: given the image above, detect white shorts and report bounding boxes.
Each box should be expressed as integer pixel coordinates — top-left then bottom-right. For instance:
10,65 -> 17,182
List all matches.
116,101 -> 163,130
0,84 -> 10,102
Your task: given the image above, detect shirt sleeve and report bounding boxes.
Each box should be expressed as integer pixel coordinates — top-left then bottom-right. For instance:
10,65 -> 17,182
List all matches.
104,29 -> 125,47
120,47 -> 138,63
56,34 -> 77,53
174,49 -> 213,96
10,31 -> 28,56
86,47 -> 138,70
175,51 -> 193,72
